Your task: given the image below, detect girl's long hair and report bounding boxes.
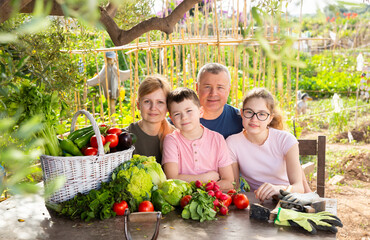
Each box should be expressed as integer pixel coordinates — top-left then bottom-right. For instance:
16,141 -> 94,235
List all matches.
138,75 -> 175,148
242,88 -> 284,130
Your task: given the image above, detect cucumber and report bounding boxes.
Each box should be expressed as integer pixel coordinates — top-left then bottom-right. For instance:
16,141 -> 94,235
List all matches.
60,139 -> 83,156
73,126 -> 108,149
68,126 -> 93,141
73,130 -> 95,149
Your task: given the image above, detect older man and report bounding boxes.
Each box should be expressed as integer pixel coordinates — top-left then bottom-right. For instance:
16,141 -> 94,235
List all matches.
196,62 -> 311,193
196,63 -> 243,139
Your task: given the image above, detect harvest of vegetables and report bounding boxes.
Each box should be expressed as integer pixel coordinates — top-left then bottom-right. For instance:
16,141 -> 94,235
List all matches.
47,124 -> 136,157
45,153 -> 248,222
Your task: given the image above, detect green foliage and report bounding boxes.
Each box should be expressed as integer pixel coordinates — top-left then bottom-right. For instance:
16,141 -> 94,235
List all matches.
298,51 -> 360,98
181,188 -> 217,222
0,112 -> 64,197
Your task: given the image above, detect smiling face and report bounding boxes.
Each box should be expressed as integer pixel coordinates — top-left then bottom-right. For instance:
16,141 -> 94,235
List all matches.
138,88 -> 168,124
169,99 -> 203,135
241,97 -> 273,136
196,71 -> 230,119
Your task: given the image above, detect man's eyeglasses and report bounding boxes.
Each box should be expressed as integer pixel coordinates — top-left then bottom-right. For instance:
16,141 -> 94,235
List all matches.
242,109 -> 270,121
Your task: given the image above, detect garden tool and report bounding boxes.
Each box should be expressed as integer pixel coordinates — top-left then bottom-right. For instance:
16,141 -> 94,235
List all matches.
124,208 -> 161,240
250,186 -> 293,222
279,200 -> 326,213
274,208 -> 343,234
279,190 -> 325,213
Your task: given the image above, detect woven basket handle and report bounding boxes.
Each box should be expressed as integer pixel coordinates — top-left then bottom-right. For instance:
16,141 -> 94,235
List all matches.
70,110 -> 105,156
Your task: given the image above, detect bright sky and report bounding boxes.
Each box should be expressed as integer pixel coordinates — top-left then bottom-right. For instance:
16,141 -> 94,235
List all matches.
153,0 -> 367,16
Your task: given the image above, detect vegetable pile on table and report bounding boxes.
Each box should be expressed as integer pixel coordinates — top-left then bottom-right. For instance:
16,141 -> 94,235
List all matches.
180,180 -> 249,222
47,155 -> 249,222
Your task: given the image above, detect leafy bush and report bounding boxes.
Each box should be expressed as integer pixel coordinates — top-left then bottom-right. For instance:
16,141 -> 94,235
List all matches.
298,51 -> 361,98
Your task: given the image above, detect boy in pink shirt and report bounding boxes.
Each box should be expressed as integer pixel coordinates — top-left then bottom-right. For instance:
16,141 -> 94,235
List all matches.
162,87 -> 234,191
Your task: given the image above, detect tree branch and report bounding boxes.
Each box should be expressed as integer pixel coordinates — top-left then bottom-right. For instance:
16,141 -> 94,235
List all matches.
0,0 -> 202,47
100,0 -> 202,46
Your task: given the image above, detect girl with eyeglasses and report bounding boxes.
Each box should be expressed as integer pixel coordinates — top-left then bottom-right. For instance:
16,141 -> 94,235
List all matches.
226,88 -> 304,203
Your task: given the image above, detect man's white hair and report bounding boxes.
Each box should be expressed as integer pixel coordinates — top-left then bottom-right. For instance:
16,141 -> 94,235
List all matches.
197,63 -> 231,85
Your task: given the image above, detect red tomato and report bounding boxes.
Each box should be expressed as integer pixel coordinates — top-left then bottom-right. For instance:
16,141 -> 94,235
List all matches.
221,194 -> 232,207
233,193 -> 249,209
84,147 -> 98,156
138,201 -> 154,212
180,195 -> 192,208
105,134 -> 119,148
90,135 -> 105,148
107,127 -> 122,136
113,200 -> 128,216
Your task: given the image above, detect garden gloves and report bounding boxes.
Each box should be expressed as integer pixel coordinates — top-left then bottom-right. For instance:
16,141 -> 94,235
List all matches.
279,189 -> 321,206
275,208 -> 343,234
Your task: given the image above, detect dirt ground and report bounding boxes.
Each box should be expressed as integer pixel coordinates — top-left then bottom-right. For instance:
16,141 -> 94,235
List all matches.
300,125 -> 370,240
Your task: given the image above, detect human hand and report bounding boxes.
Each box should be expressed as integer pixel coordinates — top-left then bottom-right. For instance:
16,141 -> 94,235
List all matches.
279,190 -> 320,206
205,171 -> 220,182
275,208 -> 343,234
254,183 -> 281,203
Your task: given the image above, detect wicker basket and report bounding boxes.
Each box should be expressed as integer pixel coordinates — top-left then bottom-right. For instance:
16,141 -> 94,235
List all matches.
40,110 -> 134,204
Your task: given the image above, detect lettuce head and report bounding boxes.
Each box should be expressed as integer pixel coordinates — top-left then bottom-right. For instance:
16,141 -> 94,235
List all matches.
160,179 -> 192,206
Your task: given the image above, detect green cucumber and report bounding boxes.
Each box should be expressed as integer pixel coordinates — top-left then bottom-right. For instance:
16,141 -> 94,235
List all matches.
73,130 -> 95,149
73,126 -> 108,149
60,139 -> 83,156
68,126 -> 93,141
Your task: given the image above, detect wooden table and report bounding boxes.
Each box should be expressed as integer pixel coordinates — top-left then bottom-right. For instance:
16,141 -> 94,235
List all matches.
0,192 -> 338,240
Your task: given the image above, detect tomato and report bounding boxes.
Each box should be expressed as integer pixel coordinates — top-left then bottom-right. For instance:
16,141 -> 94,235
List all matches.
84,147 -> 98,156
113,200 -> 128,216
180,195 -> 192,208
105,134 -> 119,148
90,135 -> 106,148
138,201 -> 154,212
221,194 -> 232,207
233,193 -> 249,209
107,127 -> 122,136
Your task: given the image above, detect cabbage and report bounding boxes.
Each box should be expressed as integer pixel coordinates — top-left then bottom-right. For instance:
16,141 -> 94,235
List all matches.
131,154 -> 167,187
160,179 -> 193,206
144,161 -> 167,187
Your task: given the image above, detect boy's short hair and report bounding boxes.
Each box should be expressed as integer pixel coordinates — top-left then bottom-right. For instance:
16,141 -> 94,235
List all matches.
167,87 -> 200,112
